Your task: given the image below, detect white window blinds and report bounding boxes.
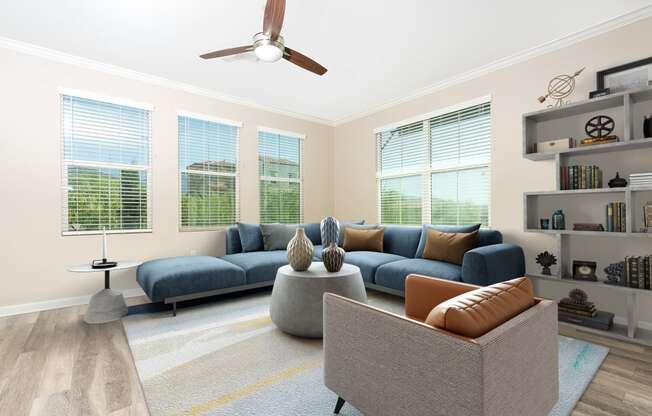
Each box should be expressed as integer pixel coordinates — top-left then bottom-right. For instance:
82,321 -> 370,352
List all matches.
61,93 -> 152,234
178,113 -> 240,229
258,129 -> 303,224
377,100 -> 491,226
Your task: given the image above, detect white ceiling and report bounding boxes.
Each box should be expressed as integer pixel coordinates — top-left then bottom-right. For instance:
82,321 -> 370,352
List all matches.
1,0 -> 651,124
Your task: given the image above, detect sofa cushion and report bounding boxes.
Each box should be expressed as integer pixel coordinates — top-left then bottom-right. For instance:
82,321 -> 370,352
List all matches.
343,251 -> 404,283
383,226 -> 422,258
261,224 -> 297,251
226,226 -> 243,254
375,258 -> 462,292
136,256 -> 246,303
425,277 -> 535,338
300,223 -> 322,245
422,229 -> 478,265
477,229 -> 503,247
415,224 -> 481,258
343,228 -> 384,252
237,223 -> 264,252
222,250 -> 288,284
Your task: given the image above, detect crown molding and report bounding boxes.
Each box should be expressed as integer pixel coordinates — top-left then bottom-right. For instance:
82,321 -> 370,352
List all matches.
0,36 -> 334,126
2,4 -> 651,128
333,5 -> 652,126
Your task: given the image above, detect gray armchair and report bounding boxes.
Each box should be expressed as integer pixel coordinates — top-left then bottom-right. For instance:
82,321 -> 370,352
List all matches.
323,275 -> 558,416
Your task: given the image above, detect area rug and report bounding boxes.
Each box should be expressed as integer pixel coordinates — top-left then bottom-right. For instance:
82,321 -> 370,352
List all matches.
122,291 -> 608,416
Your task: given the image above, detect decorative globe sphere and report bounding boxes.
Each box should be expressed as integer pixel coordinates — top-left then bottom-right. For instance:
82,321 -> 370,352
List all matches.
548,75 -> 575,99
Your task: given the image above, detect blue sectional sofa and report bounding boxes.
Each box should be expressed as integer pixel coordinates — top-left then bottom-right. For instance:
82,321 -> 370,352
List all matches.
136,223 -> 525,313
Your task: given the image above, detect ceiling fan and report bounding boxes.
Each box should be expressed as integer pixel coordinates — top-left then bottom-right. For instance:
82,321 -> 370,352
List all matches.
200,0 -> 327,76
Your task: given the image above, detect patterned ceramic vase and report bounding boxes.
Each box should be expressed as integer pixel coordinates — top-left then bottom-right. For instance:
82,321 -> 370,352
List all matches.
287,228 -> 314,272
322,242 -> 345,272
320,216 -> 340,247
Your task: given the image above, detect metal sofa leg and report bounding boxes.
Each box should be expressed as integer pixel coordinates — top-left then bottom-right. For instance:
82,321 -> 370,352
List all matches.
172,302 -> 177,317
334,397 -> 346,414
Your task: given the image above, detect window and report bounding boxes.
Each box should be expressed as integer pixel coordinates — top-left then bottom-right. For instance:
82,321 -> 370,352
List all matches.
178,112 -> 240,229
376,99 -> 491,226
61,91 -> 152,234
258,128 -> 303,223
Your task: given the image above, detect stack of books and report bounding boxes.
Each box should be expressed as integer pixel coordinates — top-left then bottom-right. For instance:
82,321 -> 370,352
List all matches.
579,135 -> 619,147
606,202 -> 626,232
560,165 -> 602,190
624,256 -> 652,289
557,299 -> 614,330
629,172 -> 652,188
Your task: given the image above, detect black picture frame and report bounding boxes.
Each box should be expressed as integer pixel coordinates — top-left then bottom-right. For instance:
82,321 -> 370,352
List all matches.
596,57 -> 652,90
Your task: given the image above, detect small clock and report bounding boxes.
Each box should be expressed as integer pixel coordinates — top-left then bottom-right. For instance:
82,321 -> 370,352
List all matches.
572,260 -> 597,281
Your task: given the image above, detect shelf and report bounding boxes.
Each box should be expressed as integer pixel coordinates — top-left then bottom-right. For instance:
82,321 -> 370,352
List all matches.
525,188 -> 626,196
524,137 -> 652,161
559,321 -> 652,347
527,273 -> 652,295
523,92 -> 626,122
525,229 -> 629,237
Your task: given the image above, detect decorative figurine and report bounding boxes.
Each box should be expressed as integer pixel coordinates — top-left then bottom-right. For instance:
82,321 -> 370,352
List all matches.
567,288 -> 589,305
538,67 -> 585,107
536,251 -> 557,276
552,209 -> 566,230
604,261 -> 625,286
608,172 -> 628,188
540,218 -> 550,229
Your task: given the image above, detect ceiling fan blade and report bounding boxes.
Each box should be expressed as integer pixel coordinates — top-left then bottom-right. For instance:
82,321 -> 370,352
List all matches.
263,0 -> 285,40
200,45 -> 253,59
283,47 -> 327,76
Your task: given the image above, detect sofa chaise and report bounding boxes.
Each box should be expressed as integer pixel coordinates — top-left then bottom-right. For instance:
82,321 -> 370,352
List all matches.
136,223 -> 525,313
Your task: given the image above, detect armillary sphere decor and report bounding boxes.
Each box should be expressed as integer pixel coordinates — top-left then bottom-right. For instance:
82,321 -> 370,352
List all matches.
538,67 -> 585,107
585,115 -> 615,138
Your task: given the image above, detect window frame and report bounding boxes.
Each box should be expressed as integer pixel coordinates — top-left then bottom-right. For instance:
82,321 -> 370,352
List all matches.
375,96 -> 492,227
257,126 -> 305,224
177,111 -> 242,231
60,88 -> 153,236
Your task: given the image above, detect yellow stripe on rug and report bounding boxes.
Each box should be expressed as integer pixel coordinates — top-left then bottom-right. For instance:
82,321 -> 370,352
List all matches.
182,356 -> 323,416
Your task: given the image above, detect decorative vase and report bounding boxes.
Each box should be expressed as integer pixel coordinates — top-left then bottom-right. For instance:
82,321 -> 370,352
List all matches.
322,243 -> 345,272
644,115 -> 652,139
552,210 -> 565,230
608,172 -> 627,188
287,228 -> 314,272
320,216 -> 340,247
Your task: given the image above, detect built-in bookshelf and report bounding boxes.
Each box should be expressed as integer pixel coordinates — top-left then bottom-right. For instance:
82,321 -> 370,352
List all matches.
523,86 -> 652,346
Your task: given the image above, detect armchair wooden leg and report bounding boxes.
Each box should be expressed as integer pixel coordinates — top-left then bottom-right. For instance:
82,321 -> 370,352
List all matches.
334,397 -> 346,414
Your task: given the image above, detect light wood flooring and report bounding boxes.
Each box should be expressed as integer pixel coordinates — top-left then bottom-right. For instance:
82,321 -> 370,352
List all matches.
1,296 -> 652,416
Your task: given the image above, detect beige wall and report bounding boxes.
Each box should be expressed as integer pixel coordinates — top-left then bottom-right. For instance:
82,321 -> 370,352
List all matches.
333,18 -> 652,323
0,48 -> 334,309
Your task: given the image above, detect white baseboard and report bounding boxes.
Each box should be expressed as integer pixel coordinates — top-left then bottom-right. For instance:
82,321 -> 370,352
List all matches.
0,287 -> 146,318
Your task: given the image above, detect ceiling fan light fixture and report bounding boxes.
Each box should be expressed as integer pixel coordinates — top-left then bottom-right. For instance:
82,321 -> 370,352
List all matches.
253,32 -> 284,62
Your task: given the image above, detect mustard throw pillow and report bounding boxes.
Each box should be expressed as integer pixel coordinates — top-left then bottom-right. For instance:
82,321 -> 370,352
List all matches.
343,228 -> 384,252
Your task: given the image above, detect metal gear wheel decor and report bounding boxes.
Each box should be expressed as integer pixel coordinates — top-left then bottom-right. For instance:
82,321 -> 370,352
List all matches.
585,115 -> 615,138
538,67 -> 585,107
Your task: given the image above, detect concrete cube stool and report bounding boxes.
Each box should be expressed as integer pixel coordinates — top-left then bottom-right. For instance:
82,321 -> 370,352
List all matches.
137,256 -> 246,315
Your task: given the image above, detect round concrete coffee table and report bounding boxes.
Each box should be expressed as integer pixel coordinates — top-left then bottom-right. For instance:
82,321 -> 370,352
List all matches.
270,262 -> 367,338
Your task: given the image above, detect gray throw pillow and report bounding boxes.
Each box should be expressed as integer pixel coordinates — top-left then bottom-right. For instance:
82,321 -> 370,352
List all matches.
338,223 -> 378,246
260,224 -> 298,251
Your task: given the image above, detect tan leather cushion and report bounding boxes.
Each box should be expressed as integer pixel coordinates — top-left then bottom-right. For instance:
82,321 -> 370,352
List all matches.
343,228 -> 384,252
422,229 -> 478,265
425,277 -> 535,338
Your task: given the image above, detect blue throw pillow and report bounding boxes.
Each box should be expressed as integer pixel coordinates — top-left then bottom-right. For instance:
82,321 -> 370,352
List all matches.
299,223 -> 322,245
237,222 -> 264,252
415,224 -> 481,258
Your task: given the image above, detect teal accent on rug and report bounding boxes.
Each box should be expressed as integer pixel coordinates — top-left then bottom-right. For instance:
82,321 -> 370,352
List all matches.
122,292 -> 608,416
